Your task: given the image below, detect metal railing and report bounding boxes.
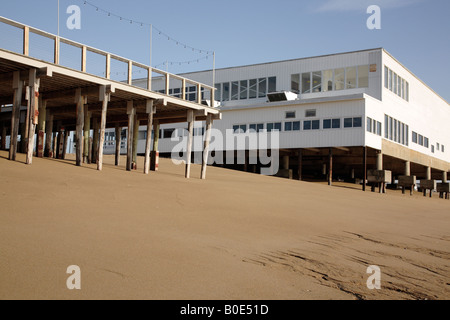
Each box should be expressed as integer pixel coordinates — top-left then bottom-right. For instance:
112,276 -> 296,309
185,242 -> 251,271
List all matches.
0,16 -> 215,106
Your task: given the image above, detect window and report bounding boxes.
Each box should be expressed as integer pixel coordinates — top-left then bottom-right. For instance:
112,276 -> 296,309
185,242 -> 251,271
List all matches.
358,65 -> 369,88
285,111 -> 296,119
304,120 -> 319,130
393,73 -> 398,95
324,119 -> 332,129
163,128 -> 175,139
291,74 -> 300,94
222,82 -> 230,101
312,71 -> 322,92
334,68 -> 345,91
344,118 -> 353,128
268,77 -> 277,93
267,122 -> 281,132
215,83 -> 221,102
367,117 -> 373,133
389,69 -> 393,91
233,125 -> 247,134
249,123 -> 264,133
305,109 -> 316,118
377,122 -> 382,136
346,67 -> 357,89
258,78 -> 267,98
424,137 -> 429,148
231,81 -> 239,100
249,79 -> 257,99
437,143 -> 440,151
301,72 -> 311,94
344,117 -> 362,128
432,145 -> 435,153
240,80 -> 248,100
412,132 -> 418,144
324,119 -> 341,129
323,70 -> 333,92
419,135 -> 424,146
384,115 -> 389,139
442,145 -> 445,152
384,66 -> 409,102
384,66 -> 389,89
292,121 -> 301,131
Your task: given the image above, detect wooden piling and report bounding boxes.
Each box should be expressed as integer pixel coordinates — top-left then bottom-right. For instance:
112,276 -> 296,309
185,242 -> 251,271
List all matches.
44,113 -> 53,158
185,110 -> 194,179
26,69 -> 40,165
115,124 -> 121,166
298,149 -> 303,181
83,106 -> 91,164
9,71 -> 23,161
328,147 -> 333,186
150,119 -> 160,172
75,88 -> 84,166
144,100 -> 154,174
200,113 -> 212,180
97,87 -> 110,171
92,118 -> 99,164
0,123 -> 6,150
126,101 -> 135,171
132,117 -> 140,170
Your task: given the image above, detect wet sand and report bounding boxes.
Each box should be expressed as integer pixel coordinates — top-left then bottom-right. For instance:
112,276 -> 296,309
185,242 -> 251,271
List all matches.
0,151 -> 449,300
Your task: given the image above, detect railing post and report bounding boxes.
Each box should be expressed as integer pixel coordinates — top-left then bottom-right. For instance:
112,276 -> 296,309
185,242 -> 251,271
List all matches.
81,46 -> 87,72
23,26 -> 29,56
128,60 -> 133,85
197,83 -> 202,104
106,54 -> 111,79
165,73 -> 170,95
210,87 -> 215,108
54,36 -> 60,64
147,67 -> 152,91
182,79 -> 186,100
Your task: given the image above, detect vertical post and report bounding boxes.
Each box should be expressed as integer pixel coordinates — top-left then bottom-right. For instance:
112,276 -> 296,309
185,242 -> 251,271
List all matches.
147,67 -> 152,91
83,107 -> 91,163
97,86 -> 110,171
405,161 -> 411,176
182,79 -> 186,100
298,149 -> 303,181
165,74 -> 170,95
426,166 -> 432,180
144,100 -> 154,174
45,112 -> 53,157
1,123 -> 6,150
126,101 -> 135,171
106,54 -> 111,79
363,146 -> 367,191
115,124 -> 121,166
62,131 -> 68,159
150,119 -> 160,171
132,117 -> 140,170
23,26 -> 29,56
210,86 -> 215,109
197,84 -> 202,104
52,131 -> 57,158
57,127 -> 65,159
81,46 -> 87,72
185,110 -> 194,179
37,98 -> 46,157
92,118 -> 99,164
26,69 -> 39,165
443,172 -> 448,183
75,88 -> 84,166
376,150 -> 383,170
328,148 -> 333,186
201,113 -> 213,180
9,71 -> 23,161
128,61 -> 133,85
54,36 -> 60,65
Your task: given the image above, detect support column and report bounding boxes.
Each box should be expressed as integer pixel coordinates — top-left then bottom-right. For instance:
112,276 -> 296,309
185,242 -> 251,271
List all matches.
150,119 -> 160,171
426,166 -> 432,180
37,97 -> 46,158
404,161 -> 411,176
126,101 -> 135,171
297,149 -> 303,181
9,71 -> 23,161
1,123 -> 6,151
83,106 -> 91,164
443,172 -> 448,183
376,150 -> 383,170
45,112 -> 53,158
362,146 -> 367,191
26,69 -> 40,165
58,127 -> 65,159
283,156 -> 289,171
52,132 -> 57,158
144,100 -> 154,174
75,88 -> 84,166
92,118 -> 99,164
97,86 -> 110,171
200,113 -> 213,180
132,117 -> 140,170
328,148 -> 333,186
62,131 -> 68,160
185,110 -> 194,179
115,124 -> 121,166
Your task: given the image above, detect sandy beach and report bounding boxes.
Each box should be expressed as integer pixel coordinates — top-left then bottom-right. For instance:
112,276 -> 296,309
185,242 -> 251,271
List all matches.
0,150 -> 449,300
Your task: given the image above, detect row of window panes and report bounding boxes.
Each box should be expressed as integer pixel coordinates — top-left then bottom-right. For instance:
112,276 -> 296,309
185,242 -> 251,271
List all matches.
384,115 -> 409,146
215,77 -> 276,102
432,143 -> 445,153
233,117 -> 362,133
158,86 -> 204,102
291,65 -> 369,94
384,66 -> 409,101
366,117 -> 382,136
412,131 -> 429,148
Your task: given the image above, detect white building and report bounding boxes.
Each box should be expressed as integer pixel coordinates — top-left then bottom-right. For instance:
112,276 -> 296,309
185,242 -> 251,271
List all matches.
114,48 -> 449,182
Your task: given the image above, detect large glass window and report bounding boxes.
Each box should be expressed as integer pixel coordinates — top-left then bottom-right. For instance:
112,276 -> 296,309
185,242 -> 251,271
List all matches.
249,123 -> 264,133
231,81 -> 239,101
384,66 -> 389,89
324,119 -> 332,129
258,78 -> 267,98
346,67 -> 357,89
358,65 -> 369,88
334,68 -> 345,91
393,73 -> 398,95
323,70 -> 333,92
222,82 -> 230,101
268,77 -> 277,93
385,115 -> 389,138
267,122 -> 281,132
249,79 -> 257,99
301,72 -> 311,94
389,69 -> 393,90
240,80 -> 248,100
397,76 -> 402,97
215,83 -> 221,102
312,71 -> 322,92
291,74 -> 300,94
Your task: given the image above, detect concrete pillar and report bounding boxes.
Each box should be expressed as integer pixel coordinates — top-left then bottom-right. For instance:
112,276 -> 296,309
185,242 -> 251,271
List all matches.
426,166 -> 432,180
443,172 -> 448,183
283,156 -> 289,171
83,106 -> 91,164
150,119 -> 160,171
298,149 -> 303,181
201,114 -> 213,180
132,117 -> 140,170
75,88 -> 84,166
404,161 -> 411,176
351,168 -> 355,180
185,110 -> 194,179
376,150 -> 383,170
115,124 -> 121,167
328,148 -> 333,186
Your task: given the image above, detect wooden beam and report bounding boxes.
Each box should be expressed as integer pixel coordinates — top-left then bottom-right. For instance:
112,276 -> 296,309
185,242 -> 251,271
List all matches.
200,114 -> 213,180
126,101 -> 135,171
115,124 -> 121,166
75,88 -> 84,166
106,54 -> 111,79
37,97 -> 46,157
44,112 -> 53,157
9,71 -> 23,161
81,46 -> 87,73
128,61 -> 133,86
150,119 -> 159,171
26,70 -> 40,165
23,26 -> 29,56
54,36 -> 60,65
185,110 -> 194,179
97,86 -> 110,171
132,117 -> 140,170
83,107 -> 91,163
92,117 -> 99,164
144,100 -> 154,174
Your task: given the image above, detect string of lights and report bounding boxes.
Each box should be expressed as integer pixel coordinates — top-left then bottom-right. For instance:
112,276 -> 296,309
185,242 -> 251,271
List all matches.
153,53 -> 213,69
79,0 -> 213,55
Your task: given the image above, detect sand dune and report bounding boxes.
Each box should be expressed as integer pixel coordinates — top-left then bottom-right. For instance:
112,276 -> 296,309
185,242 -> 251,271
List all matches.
0,151 -> 448,300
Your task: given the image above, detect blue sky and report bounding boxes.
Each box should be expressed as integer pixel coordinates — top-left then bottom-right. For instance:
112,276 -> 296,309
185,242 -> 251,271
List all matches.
1,0 -> 449,102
